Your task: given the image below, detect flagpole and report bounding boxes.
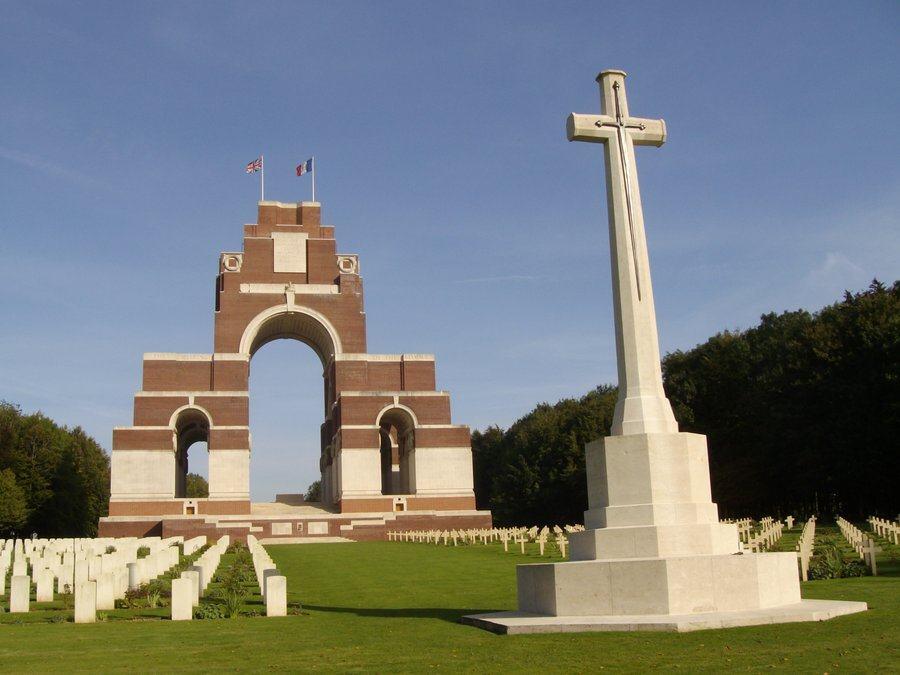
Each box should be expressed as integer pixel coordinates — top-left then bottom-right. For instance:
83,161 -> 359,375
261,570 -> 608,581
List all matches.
311,157 -> 316,203
261,155 -> 265,202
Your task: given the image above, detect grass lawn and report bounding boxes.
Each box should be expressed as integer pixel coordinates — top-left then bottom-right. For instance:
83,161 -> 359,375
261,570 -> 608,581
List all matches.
0,540 -> 897,672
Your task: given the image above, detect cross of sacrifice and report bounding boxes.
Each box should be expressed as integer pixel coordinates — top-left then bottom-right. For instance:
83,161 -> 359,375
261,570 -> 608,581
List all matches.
567,70 -> 679,437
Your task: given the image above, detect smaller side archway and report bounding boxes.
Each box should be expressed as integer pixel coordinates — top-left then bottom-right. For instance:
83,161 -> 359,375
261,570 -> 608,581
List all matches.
171,406 -> 212,498
376,406 -> 417,495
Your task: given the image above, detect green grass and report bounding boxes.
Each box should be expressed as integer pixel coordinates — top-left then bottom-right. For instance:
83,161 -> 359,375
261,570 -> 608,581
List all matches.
0,540 -> 897,672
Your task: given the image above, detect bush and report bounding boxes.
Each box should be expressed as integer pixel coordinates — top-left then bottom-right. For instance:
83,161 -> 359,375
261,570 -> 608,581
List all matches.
137,546 -> 150,558
214,547 -> 255,617
194,603 -> 227,620
808,539 -> 870,579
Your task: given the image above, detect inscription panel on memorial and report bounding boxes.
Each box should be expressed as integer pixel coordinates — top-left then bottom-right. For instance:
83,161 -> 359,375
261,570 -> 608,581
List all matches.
272,232 -> 308,273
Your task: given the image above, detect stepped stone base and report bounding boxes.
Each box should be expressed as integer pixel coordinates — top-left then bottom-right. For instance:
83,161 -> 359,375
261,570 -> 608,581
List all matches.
517,552 -> 801,617
462,599 -> 868,634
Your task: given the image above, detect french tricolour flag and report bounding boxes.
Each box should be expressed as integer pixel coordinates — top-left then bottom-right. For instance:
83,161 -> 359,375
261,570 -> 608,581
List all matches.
296,158 -> 313,176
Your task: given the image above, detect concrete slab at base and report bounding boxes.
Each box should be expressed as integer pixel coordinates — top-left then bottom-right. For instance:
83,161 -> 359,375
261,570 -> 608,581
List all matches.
462,599 -> 868,634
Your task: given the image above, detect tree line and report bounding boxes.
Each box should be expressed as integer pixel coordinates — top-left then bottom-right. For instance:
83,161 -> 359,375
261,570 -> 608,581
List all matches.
473,280 -> 899,525
0,403 -> 109,537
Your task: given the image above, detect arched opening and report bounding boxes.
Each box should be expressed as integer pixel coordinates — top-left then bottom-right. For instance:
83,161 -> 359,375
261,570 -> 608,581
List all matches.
172,407 -> 211,499
240,306 -> 341,507
240,304 -> 341,366
378,407 -> 416,495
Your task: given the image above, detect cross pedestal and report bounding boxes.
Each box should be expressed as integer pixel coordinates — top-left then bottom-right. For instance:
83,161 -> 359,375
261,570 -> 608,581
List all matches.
463,70 -> 867,634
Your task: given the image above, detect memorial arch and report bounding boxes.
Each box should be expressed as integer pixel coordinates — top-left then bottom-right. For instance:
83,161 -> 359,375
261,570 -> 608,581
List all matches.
101,199 -> 491,540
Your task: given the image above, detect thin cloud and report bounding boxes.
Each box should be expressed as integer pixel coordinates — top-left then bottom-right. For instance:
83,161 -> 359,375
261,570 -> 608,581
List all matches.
0,145 -> 108,190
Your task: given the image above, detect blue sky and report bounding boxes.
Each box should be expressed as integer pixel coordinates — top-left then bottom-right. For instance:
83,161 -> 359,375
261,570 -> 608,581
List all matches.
1,2 -> 897,500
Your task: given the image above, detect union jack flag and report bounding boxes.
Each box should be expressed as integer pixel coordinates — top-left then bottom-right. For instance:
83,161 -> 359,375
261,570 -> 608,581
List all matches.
245,157 -> 262,173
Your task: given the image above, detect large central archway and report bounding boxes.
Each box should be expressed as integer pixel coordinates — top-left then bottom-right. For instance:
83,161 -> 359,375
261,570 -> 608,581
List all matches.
240,305 -> 342,506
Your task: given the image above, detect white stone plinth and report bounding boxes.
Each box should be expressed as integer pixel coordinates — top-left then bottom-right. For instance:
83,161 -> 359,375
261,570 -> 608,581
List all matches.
75,580 -> 97,624
265,575 -> 287,617
127,562 -> 139,590
462,599 -> 868,634
171,578 -> 193,621
10,575 -> 30,613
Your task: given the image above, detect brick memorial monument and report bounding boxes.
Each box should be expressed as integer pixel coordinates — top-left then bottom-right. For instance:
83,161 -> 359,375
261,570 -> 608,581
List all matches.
99,199 -> 491,541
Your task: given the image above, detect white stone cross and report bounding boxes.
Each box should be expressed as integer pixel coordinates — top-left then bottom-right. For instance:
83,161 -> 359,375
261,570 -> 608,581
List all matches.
567,70 -> 679,436
860,538 -> 881,576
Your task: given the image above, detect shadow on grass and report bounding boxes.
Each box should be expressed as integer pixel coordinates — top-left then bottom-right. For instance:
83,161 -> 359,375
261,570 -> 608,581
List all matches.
303,604 -> 502,623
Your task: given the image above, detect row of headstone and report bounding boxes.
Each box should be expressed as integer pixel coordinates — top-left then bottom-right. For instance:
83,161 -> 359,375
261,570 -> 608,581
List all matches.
868,516 -> 899,545
386,524 -> 585,559
246,535 -> 287,617
837,517 -> 880,576
744,518 -> 784,552
796,516 -> 817,581
1,536 -> 187,622
171,535 -> 225,621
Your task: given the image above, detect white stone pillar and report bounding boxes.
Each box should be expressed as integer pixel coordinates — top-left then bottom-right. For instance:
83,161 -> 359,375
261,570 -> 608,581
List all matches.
127,562 -> 139,590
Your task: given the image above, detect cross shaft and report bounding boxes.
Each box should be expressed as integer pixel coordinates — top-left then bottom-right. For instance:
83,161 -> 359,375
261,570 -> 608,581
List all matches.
567,70 -> 677,436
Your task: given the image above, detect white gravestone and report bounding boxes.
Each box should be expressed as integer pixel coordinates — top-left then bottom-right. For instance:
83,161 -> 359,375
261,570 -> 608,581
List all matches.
10,575 -> 30,613
36,569 -> 54,602
171,578 -> 193,621
96,572 -> 115,610
75,580 -> 97,624
265,575 -> 287,617
181,570 -> 200,606
261,567 -> 278,601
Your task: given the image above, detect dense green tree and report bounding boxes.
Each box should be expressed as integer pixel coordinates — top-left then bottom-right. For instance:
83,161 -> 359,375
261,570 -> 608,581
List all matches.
305,479 -> 322,502
472,281 -> 898,524
0,402 -> 109,536
664,280 -> 899,520
0,468 -> 28,536
186,472 -> 209,498
472,386 -> 617,526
